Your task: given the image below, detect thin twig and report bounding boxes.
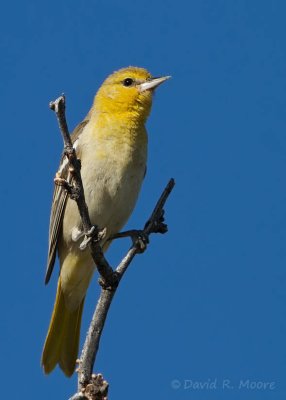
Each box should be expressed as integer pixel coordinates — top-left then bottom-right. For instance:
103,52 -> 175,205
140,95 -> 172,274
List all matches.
50,96 -> 115,286
77,179 -> 174,390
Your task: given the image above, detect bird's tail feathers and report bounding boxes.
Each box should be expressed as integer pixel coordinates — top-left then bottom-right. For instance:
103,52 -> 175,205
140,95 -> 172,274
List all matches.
41,278 -> 84,377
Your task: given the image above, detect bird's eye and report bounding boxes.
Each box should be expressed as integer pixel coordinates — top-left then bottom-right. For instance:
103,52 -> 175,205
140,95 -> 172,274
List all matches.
123,78 -> 134,87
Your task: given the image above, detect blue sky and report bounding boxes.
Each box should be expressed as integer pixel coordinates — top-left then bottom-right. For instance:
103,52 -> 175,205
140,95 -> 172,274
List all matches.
1,1 -> 286,399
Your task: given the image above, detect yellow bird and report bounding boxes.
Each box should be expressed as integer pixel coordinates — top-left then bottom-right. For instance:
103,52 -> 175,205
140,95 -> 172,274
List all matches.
42,67 -> 170,376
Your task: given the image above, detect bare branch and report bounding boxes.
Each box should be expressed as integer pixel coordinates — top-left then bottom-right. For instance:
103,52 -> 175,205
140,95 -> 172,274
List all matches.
50,96 -> 115,286
77,179 -> 175,390
50,95 -> 175,399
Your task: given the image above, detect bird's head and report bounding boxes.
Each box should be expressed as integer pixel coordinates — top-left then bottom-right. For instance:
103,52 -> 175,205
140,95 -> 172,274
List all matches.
94,66 -> 170,123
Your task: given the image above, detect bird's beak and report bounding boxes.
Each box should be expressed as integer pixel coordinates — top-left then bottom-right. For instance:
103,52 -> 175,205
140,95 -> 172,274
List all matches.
139,76 -> 171,92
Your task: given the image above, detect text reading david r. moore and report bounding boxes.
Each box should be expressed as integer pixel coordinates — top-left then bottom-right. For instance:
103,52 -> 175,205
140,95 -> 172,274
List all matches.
171,378 -> 276,392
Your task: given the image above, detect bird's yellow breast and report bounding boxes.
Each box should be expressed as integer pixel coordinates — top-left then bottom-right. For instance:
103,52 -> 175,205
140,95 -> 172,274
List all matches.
62,115 -> 147,250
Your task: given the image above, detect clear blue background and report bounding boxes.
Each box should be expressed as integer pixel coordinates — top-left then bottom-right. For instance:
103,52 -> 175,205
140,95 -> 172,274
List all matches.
1,1 -> 286,399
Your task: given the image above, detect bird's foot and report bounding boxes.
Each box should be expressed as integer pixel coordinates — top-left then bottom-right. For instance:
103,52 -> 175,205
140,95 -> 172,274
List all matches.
72,227 -> 85,242
79,226 -> 107,250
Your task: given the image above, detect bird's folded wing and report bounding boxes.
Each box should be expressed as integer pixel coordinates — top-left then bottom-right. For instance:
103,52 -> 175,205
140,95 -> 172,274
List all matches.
45,118 -> 90,284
